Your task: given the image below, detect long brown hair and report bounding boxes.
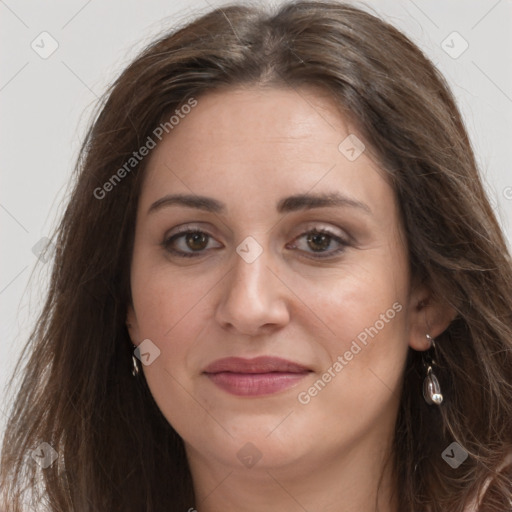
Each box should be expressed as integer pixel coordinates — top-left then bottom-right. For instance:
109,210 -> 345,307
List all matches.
1,2 -> 511,511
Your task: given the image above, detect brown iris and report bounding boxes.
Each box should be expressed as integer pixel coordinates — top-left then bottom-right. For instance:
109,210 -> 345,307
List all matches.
307,232 -> 331,252
186,232 -> 209,251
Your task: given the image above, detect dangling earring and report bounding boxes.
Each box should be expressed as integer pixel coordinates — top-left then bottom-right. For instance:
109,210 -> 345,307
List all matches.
131,344 -> 141,377
422,334 -> 443,405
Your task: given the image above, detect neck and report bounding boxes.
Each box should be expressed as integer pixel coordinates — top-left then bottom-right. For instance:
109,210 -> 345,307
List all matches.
186,436 -> 398,512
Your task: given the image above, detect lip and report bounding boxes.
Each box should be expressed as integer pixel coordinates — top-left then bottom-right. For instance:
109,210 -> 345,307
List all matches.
203,356 -> 312,396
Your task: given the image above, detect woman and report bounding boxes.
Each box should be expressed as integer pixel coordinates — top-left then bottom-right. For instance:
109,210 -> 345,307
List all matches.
1,2 -> 511,511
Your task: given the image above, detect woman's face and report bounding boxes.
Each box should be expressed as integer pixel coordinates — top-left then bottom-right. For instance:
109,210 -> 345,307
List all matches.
127,86 -> 432,476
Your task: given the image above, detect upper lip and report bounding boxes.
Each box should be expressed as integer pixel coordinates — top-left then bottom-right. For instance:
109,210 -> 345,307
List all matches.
203,356 -> 311,374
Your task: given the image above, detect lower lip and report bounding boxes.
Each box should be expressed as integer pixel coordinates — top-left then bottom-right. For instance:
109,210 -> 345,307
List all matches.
205,372 -> 309,396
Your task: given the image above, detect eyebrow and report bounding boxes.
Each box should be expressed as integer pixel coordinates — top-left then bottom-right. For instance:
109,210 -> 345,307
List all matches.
147,192 -> 372,215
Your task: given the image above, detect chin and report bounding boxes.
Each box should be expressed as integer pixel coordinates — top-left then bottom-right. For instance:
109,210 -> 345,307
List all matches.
183,411 -> 318,471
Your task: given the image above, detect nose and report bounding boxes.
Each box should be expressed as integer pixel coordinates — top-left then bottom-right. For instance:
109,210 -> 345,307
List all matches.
214,242 -> 290,336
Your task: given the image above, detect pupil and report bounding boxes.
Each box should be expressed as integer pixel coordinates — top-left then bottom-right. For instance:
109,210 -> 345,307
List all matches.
308,233 -> 330,252
187,233 -> 207,250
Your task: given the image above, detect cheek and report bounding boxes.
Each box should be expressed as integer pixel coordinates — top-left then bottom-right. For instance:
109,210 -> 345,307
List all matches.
130,268 -> 215,428
129,250 -> 225,399
287,277 -> 408,453
292,243 -> 410,411
131,273 -> 210,353
296,245 -> 408,356
130,237 -> 216,333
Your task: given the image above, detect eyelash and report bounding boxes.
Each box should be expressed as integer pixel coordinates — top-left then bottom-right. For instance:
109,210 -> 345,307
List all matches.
161,227 -> 350,259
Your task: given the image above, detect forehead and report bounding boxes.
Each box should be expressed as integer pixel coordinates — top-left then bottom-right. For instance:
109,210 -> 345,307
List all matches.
139,86 -> 395,219
154,85 -> 351,157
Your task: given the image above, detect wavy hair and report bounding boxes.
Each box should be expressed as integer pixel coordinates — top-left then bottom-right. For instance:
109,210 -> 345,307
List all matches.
1,2 -> 511,511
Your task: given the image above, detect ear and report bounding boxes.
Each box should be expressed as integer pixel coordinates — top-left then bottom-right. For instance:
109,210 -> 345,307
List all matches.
407,282 -> 457,351
126,303 -> 141,347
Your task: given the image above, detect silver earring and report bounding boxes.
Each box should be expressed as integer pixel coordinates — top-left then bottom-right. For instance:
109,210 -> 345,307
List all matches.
131,345 -> 141,377
422,334 -> 443,405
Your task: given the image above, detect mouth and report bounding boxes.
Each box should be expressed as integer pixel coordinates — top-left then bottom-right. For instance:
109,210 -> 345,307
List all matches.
203,356 -> 312,396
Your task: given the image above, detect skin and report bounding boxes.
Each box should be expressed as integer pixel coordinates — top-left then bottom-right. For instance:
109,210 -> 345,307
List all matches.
127,86 -> 454,512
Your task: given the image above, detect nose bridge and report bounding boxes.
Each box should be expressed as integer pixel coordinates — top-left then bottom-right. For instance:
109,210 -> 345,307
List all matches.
215,235 -> 289,333
230,237 -> 271,305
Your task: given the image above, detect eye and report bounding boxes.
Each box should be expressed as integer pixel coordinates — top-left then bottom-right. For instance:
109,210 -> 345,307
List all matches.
286,228 -> 349,259
162,228 -> 222,258
162,226 -> 350,259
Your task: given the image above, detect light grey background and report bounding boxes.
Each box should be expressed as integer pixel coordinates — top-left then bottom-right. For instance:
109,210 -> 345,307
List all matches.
1,0 -> 511,445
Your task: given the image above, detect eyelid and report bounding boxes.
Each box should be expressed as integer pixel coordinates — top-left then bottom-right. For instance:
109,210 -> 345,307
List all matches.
164,222 -> 219,239
291,221 -> 349,240
162,224 -> 222,256
162,222 -> 352,259
286,226 -> 349,259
